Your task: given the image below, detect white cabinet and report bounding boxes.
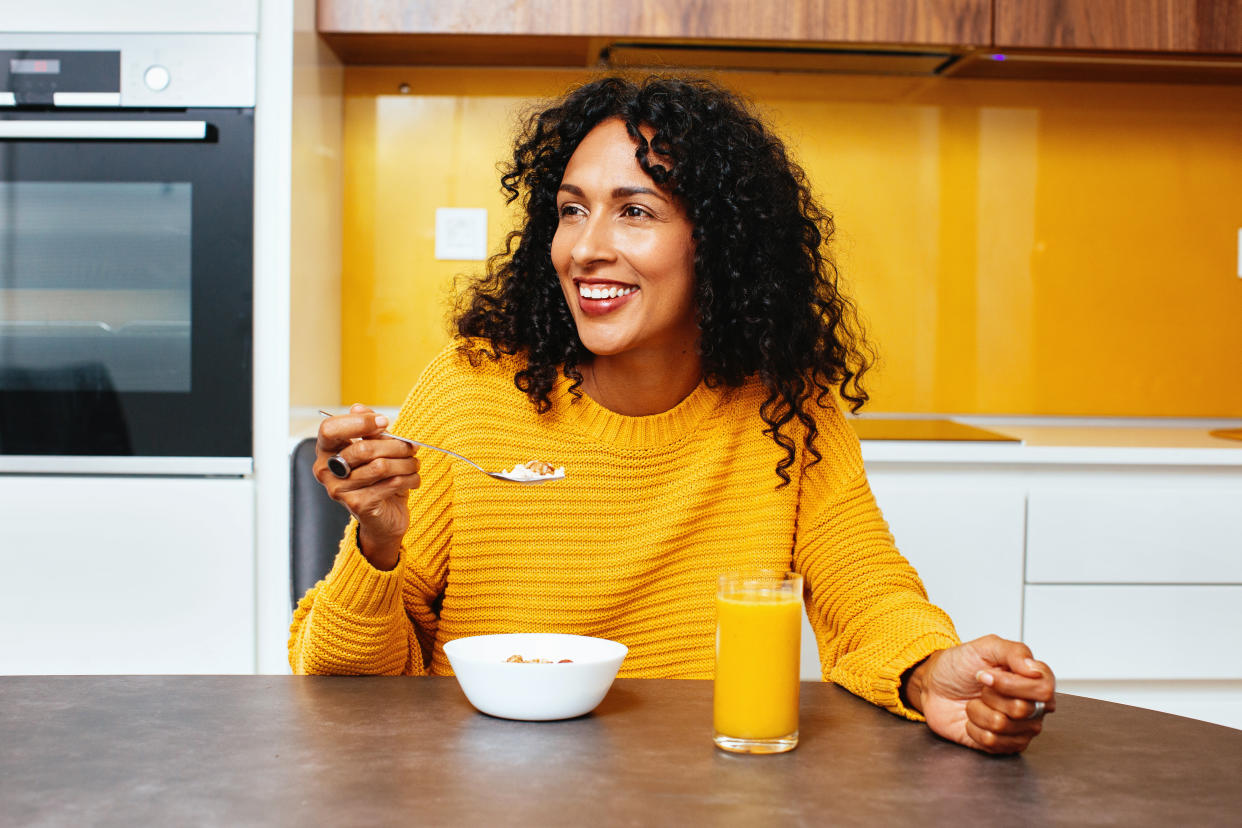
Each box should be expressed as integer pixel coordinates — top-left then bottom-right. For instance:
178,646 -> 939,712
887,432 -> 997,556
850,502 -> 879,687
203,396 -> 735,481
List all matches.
1027,487 -> 1242,583
0,476 -> 255,674
797,468 -> 1026,680
869,471 -> 1026,642
1024,585 -> 1242,679
1022,468 -> 1242,729
856,442 -> 1242,729
3,1 -> 259,33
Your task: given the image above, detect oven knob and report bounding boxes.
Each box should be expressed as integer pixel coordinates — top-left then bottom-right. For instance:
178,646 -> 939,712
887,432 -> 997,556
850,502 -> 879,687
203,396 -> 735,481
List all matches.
144,65 -> 171,92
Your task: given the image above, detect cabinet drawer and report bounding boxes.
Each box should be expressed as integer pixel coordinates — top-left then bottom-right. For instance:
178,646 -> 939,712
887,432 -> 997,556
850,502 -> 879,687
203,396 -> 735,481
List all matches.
870,478 -> 1025,641
1024,585 -> 1242,679
1026,489 -> 1242,583
0,476 -> 255,674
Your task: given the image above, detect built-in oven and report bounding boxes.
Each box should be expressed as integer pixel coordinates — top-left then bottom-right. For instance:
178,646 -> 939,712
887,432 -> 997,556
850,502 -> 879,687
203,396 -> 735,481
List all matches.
0,34 -> 254,474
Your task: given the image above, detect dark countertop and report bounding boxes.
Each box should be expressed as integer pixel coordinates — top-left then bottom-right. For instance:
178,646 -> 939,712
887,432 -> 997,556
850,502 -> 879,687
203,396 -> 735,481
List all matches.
3,676 -> 1241,826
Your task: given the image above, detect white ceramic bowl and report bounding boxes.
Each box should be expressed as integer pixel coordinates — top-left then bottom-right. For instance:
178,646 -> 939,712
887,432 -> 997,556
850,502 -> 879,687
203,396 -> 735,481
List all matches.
443,633 -> 628,721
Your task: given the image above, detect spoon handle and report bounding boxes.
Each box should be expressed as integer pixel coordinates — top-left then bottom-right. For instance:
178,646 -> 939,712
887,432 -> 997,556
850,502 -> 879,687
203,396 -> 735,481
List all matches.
390,435 -> 490,474
317,409 -> 490,474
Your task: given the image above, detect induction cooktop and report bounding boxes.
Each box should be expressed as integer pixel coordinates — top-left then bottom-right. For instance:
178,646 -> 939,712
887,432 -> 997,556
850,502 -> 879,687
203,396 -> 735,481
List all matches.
848,418 -> 1020,442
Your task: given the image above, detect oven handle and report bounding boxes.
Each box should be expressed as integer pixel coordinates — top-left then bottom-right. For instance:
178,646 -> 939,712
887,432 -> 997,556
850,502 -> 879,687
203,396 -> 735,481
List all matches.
0,121 -> 208,140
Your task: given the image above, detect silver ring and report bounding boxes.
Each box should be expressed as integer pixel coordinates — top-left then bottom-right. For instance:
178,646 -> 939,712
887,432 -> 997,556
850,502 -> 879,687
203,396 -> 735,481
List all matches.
1025,700 -> 1046,720
327,454 -> 351,479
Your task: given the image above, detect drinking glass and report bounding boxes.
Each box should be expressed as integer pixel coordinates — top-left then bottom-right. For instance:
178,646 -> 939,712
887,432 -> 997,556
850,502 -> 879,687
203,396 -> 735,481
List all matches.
713,570 -> 803,754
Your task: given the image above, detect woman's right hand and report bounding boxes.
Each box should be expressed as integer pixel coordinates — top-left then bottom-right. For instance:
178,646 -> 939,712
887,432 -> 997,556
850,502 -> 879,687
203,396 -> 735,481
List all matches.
315,404 -> 420,571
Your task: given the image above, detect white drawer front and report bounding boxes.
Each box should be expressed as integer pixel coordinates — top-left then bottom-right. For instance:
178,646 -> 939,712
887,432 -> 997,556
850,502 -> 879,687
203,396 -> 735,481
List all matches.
870,478 -> 1025,641
1026,489 -> 1242,583
1024,585 -> 1242,679
0,476 -> 256,674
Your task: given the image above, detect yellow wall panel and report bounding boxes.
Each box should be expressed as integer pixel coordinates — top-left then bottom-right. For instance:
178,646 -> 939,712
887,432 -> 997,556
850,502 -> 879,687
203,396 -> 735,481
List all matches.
339,68 -> 1242,417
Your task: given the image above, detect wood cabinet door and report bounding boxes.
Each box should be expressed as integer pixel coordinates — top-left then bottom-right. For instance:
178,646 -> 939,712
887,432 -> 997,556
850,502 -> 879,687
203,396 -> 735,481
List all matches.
995,0 -> 1242,54
318,0 -> 992,47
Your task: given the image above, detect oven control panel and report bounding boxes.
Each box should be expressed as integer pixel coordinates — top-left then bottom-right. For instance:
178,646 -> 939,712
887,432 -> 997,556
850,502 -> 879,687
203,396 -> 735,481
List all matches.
0,34 -> 254,108
0,50 -> 121,107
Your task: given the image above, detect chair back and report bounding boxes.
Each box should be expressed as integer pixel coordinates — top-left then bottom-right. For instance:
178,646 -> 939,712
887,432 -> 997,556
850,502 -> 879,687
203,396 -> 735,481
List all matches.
290,437 -> 351,609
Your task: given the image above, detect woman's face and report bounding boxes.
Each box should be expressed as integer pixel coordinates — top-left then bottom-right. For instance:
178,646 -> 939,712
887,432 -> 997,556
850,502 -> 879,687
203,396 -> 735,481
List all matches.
551,118 -> 698,361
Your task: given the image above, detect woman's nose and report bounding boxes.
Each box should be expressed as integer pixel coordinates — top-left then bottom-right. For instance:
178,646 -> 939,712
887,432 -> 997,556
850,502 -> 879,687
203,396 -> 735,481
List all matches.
571,214 -> 615,266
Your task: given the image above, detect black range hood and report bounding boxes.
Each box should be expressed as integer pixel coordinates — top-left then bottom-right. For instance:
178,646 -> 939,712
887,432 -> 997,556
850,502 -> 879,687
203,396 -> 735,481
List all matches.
601,41 -> 960,76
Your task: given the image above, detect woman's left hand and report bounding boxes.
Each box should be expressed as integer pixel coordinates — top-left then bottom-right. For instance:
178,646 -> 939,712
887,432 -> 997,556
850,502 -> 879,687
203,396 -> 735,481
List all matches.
904,634 -> 1056,754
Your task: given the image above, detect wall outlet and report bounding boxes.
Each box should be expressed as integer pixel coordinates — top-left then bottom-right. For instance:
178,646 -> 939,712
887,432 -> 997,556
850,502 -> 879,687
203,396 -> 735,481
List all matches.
435,208 -> 487,261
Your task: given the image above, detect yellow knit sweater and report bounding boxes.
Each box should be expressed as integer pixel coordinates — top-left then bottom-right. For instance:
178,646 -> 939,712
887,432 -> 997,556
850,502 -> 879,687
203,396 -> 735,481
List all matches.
289,342 -> 959,719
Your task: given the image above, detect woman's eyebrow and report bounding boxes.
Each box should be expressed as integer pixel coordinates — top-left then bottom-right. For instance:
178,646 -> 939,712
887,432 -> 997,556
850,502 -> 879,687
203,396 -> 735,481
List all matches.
613,185 -> 667,202
557,183 -> 668,202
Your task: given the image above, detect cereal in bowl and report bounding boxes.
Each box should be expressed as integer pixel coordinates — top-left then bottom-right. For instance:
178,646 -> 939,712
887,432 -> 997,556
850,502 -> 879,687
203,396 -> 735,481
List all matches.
506,654 -> 574,664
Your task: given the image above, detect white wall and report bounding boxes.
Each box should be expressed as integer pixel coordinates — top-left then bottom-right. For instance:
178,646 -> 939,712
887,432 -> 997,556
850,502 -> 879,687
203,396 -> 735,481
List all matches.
0,0 -> 259,33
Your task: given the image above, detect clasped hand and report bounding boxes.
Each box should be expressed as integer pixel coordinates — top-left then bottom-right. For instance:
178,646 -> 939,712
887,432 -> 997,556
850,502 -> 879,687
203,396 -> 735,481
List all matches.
905,634 -> 1056,754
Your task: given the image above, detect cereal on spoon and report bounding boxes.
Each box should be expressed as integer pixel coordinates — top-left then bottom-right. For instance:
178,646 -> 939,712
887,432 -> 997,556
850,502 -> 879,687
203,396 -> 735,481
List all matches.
499,459 -> 566,482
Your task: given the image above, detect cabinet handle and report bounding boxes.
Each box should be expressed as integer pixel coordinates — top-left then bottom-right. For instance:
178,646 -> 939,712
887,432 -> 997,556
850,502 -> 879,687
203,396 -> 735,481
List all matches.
0,120 -> 208,140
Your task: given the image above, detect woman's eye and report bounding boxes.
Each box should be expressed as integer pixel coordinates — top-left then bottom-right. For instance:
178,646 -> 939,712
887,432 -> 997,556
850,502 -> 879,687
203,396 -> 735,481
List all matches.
623,205 -> 650,219
558,204 -> 584,219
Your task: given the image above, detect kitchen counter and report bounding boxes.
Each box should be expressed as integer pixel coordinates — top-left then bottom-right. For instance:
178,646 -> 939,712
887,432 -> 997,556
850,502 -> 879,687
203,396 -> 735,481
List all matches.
851,418 -> 1242,466
949,422 -> 1241,450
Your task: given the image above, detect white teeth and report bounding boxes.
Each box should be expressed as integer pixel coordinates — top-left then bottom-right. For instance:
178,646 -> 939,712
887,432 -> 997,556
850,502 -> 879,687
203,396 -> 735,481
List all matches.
579,284 -> 637,300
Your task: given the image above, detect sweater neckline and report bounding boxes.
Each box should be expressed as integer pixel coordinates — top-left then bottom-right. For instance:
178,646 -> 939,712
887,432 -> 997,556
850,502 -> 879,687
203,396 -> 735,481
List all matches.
554,370 -> 728,450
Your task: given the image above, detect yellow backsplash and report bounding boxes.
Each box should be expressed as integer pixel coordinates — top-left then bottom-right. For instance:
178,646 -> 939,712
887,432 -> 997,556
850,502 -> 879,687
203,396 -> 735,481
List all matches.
339,67 -> 1242,417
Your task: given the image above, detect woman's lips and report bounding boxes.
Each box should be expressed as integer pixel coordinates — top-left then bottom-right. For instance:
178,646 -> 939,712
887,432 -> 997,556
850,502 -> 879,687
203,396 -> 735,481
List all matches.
576,282 -> 638,317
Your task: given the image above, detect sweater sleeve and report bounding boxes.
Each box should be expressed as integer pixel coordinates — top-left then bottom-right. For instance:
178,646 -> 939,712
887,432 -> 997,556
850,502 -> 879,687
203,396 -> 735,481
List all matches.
288,522 -> 422,675
793,405 -> 960,720
288,347 -> 461,675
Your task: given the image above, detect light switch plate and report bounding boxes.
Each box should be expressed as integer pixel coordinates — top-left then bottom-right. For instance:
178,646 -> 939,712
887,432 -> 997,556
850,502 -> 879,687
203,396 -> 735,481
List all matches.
435,208 -> 488,261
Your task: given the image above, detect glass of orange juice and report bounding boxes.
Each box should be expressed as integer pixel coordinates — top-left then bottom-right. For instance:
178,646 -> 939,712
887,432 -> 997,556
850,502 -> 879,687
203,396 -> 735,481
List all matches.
713,570 -> 803,754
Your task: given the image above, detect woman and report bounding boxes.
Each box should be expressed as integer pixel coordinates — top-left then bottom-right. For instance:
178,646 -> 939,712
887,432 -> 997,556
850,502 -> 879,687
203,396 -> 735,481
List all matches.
292,75 -> 1055,754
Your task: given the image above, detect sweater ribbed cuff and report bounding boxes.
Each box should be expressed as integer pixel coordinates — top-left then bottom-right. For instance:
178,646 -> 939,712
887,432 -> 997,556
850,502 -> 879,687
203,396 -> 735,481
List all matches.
872,631 -> 961,722
318,522 -> 405,617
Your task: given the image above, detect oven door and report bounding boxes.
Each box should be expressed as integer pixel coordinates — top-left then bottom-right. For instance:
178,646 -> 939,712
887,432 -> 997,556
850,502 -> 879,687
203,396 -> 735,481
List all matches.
0,108 -> 252,471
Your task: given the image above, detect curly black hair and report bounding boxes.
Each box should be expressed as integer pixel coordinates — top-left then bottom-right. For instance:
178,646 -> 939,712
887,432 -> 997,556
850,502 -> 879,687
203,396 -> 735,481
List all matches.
455,74 -> 873,485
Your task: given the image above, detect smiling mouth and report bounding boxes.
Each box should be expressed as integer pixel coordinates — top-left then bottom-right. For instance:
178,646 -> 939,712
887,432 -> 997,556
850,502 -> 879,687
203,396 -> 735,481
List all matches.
577,283 -> 638,300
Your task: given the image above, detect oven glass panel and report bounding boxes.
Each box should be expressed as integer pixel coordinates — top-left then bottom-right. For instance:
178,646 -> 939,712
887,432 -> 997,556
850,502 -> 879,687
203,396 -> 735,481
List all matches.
0,181 -> 192,393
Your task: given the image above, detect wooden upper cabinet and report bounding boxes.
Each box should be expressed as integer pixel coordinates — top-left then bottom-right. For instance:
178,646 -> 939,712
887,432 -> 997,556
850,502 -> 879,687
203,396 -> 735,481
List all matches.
994,0 -> 1242,54
318,0 -> 992,48
318,0 -> 1242,77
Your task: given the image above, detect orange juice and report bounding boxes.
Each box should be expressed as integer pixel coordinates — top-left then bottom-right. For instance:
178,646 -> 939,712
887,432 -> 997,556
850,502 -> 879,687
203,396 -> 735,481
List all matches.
713,573 -> 802,751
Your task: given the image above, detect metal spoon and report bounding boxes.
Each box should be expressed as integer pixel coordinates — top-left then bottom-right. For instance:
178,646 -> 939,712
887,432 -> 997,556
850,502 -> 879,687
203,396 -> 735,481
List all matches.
317,410 -> 563,484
